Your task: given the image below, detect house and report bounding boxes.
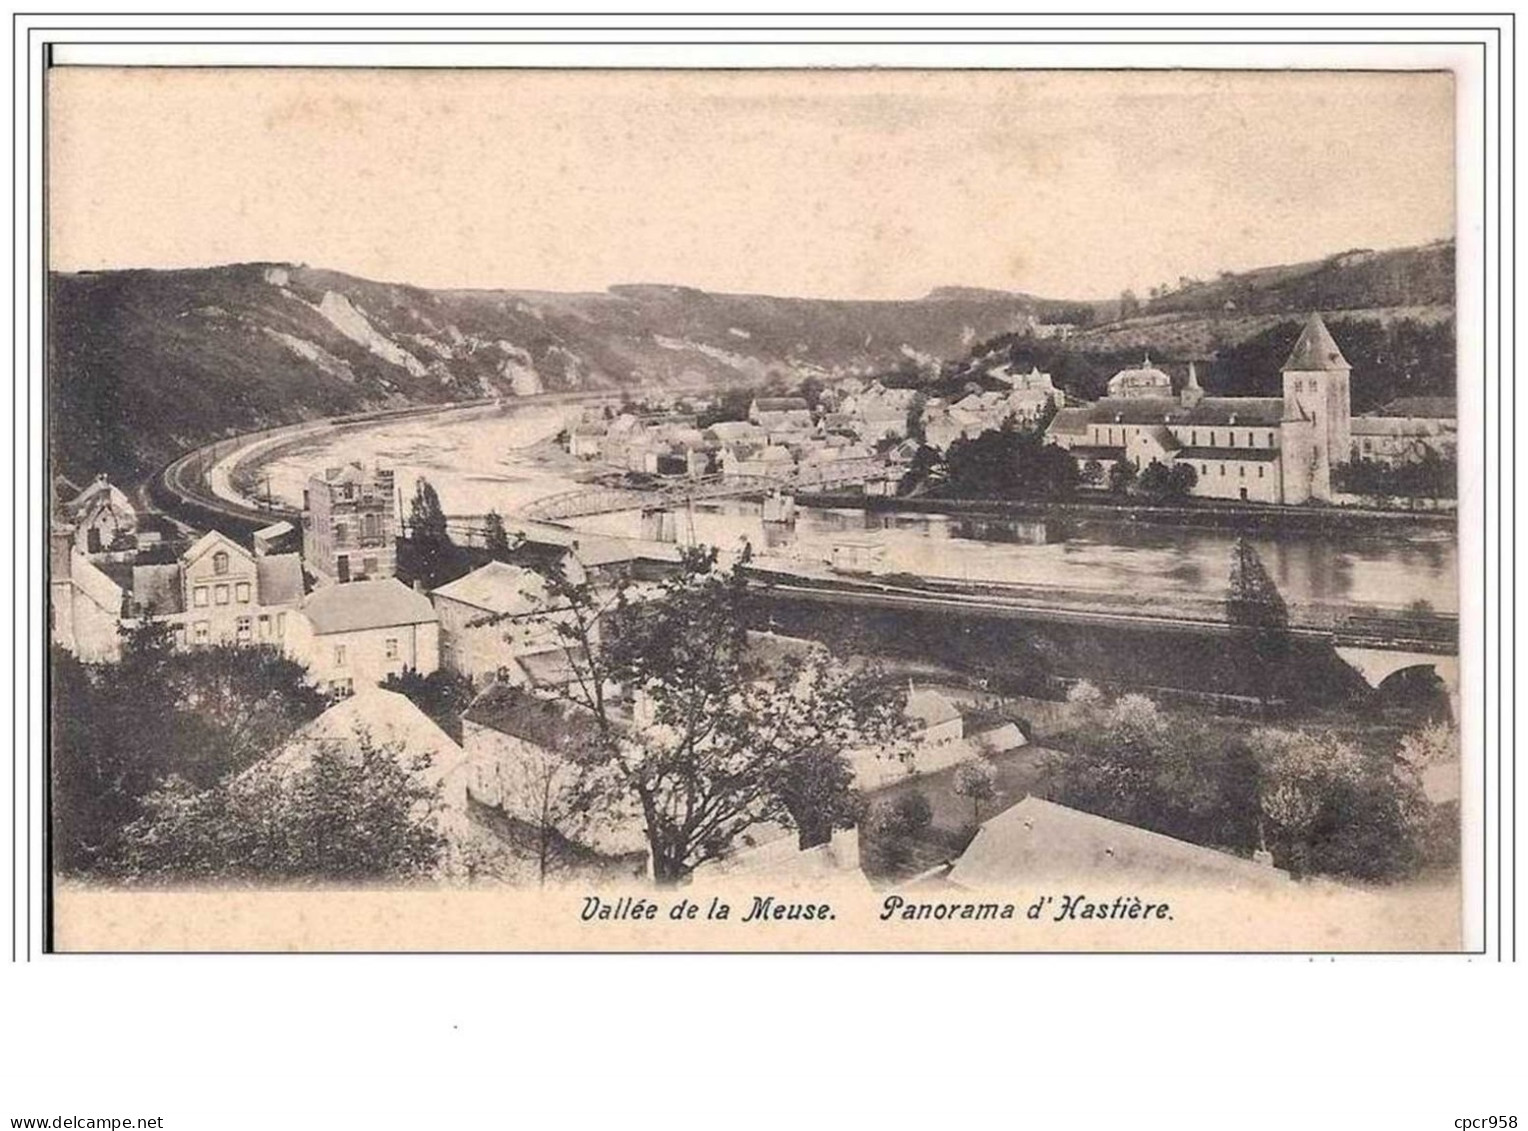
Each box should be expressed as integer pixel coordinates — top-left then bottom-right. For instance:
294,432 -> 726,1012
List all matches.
252,519 -> 298,558
49,526 -> 127,662
568,421 -> 608,459
302,462 -> 397,584
1351,397 -> 1456,464
1047,313 -> 1353,504
748,396 -> 814,432
430,561 -> 567,681
460,683 -> 645,858
62,474 -> 138,555
288,577 -> 439,696
179,530 -> 304,650
946,796 -> 1289,890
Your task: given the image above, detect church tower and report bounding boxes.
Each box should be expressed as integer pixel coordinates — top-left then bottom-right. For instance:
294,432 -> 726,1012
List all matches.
1280,313 -> 1352,501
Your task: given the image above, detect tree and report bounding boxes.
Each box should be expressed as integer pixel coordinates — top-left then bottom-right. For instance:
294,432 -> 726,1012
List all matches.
1226,537 -> 1290,700
539,544 -> 910,884
1247,727 -> 1429,881
1135,459 -> 1173,500
50,631 -> 325,877
409,477 -> 449,544
114,734 -> 447,885
1108,459 -> 1137,495
483,509 -> 515,560
1119,289 -> 1141,319
953,757 -> 998,826
1166,462 -> 1198,499
1080,458 -> 1105,488
407,477 -> 454,589
905,391 -> 928,443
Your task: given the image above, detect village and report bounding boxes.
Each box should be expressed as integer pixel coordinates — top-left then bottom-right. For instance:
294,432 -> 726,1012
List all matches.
47,315 -> 1461,895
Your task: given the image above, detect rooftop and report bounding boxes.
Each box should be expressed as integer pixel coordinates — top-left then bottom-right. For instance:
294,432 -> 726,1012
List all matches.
1282,312 -> 1351,372
301,577 -> 437,635
949,796 -> 1288,890
431,560 -> 548,617
463,682 -> 607,755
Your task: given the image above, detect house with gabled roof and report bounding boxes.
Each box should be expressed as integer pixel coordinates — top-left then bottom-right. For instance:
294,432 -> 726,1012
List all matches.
430,560 -> 572,681
288,576 -> 439,696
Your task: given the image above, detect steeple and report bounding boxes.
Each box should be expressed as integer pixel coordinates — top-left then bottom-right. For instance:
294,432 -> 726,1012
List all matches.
1282,312 -> 1351,372
1181,360 -> 1204,408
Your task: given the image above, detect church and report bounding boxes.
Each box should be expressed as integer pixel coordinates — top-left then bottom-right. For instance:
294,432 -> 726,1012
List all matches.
1046,312 -> 1352,504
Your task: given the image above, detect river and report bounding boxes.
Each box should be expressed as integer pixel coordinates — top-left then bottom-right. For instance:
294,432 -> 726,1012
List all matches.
252,405 -> 1459,616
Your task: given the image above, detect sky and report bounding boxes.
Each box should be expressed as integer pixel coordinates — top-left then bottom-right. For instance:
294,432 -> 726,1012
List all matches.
48,68 -> 1455,301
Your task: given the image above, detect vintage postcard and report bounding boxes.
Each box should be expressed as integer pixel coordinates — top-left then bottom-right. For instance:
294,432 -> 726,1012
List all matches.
43,65 -> 1471,952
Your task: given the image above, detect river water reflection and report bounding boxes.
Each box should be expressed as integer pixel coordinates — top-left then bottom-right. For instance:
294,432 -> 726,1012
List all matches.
566,499 -> 1458,614
254,406 -> 1457,616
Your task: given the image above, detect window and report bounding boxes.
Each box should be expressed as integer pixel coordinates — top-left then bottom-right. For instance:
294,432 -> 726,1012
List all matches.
363,557 -> 378,576
213,550 -> 229,575
275,612 -> 286,638
1238,465 -> 1245,478
215,584 -> 230,605
1293,379 -> 1302,392
334,523 -> 350,547
1229,432 -> 1236,447
385,637 -> 399,660
1200,464 -> 1207,476
1258,466 -> 1265,479
235,582 -> 251,604
236,616 -> 252,643
1219,464 -> 1226,477
334,645 -> 347,667
258,614 -> 270,640
193,586 -> 209,608
193,621 -> 209,644
331,678 -> 354,697
1209,431 -> 1216,446
363,513 -> 379,539
1190,430 -> 1198,445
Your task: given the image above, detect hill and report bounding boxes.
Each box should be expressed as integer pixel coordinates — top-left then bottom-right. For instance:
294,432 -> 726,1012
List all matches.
48,240 -> 1455,485
48,263 -> 1044,484
944,242 -> 1455,412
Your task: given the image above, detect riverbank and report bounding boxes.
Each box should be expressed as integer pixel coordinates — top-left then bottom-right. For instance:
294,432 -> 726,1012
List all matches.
792,490 -> 1457,534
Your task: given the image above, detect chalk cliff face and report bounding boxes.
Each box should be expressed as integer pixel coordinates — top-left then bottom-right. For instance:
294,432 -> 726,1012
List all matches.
47,239 -> 1453,484
48,263 -> 1052,483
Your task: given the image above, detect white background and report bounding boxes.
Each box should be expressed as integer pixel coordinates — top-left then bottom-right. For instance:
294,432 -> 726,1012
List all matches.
3,10 -> 1520,1128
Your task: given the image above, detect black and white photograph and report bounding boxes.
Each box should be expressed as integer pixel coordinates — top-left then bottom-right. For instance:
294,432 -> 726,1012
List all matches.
40,62 -> 1472,952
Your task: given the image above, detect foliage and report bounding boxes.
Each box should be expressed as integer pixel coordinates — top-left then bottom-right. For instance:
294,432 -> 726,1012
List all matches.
1135,459 -> 1197,502
940,418 -> 1078,500
952,757 -> 998,825
1045,687 -> 1442,882
896,444 -> 945,496
112,734 -> 446,885
381,667 -> 477,743
1080,458 -> 1105,488
1226,538 -> 1292,702
483,509 -> 516,560
1247,727 -> 1432,881
1107,459 -> 1137,495
539,544 -> 910,883
868,790 -> 934,839
1333,452 -> 1456,499
404,477 -> 456,590
51,630 -> 326,877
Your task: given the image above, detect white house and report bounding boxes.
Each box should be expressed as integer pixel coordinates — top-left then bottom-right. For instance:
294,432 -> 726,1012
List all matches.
289,577 -> 440,696
430,561 -> 568,682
